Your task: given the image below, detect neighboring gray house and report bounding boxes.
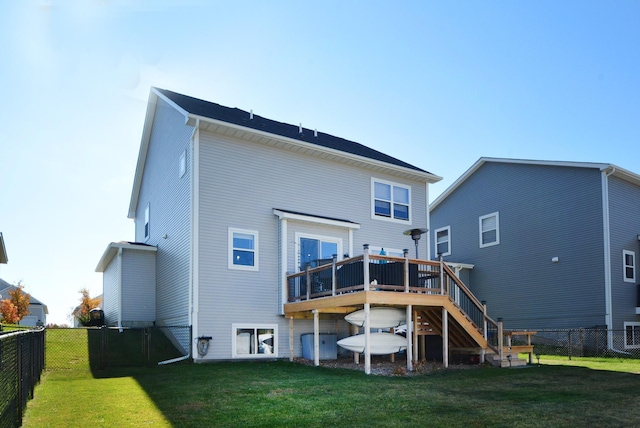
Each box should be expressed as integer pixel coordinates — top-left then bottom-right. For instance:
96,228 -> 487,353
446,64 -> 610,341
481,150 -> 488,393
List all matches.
429,158 -> 640,348
97,88 -> 443,362
0,279 -> 48,327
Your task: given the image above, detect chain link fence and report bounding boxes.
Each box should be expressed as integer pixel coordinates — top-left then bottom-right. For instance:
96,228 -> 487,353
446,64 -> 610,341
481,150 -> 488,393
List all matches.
0,328 -> 46,428
46,326 -> 192,371
512,328 -> 640,359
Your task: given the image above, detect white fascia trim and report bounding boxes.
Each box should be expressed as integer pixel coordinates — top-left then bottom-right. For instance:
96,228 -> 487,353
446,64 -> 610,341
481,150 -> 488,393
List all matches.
273,209 -> 360,230
602,169 -> 613,335
430,157 -> 613,211
188,113 -> 442,184
95,242 -> 157,272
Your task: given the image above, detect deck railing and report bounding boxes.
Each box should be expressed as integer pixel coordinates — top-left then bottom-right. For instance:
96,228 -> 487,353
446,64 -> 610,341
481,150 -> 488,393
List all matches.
286,246 -> 500,343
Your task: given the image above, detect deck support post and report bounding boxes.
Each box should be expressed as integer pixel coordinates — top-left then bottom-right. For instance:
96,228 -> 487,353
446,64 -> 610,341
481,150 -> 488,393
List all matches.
497,318 -> 504,362
313,310 -> 319,367
289,316 -> 294,362
442,307 -> 449,368
413,308 -> 419,363
406,305 -> 413,372
364,303 -> 371,375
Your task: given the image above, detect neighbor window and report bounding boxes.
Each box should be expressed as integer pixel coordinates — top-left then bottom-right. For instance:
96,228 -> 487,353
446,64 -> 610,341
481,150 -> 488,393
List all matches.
179,150 -> 186,178
479,212 -> 499,248
144,204 -> 150,240
624,250 -> 636,283
625,322 -> 640,349
372,178 -> 411,222
232,324 -> 278,358
228,228 -> 259,271
435,226 -> 451,256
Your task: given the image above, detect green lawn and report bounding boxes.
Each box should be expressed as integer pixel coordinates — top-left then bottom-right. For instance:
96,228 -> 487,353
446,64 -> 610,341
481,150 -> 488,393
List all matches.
23,356 -> 640,427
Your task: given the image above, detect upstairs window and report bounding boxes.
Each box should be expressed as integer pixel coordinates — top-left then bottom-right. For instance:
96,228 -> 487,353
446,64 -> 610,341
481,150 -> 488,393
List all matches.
179,150 -> 186,178
435,226 -> 451,256
479,212 -> 499,248
624,250 -> 636,283
229,228 -> 259,271
372,178 -> 411,223
144,204 -> 150,240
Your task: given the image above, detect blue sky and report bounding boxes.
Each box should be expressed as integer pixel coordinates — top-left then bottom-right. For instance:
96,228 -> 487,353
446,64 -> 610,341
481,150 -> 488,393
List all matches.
1,1 -> 639,325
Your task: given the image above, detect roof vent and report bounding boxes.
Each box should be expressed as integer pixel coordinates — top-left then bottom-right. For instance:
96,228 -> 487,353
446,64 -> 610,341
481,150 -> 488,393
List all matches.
314,129 -> 318,138
299,123 -> 303,134
250,110 -> 253,120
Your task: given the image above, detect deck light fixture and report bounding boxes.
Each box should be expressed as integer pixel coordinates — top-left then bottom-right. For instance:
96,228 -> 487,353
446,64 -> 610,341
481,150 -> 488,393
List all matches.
403,228 -> 428,259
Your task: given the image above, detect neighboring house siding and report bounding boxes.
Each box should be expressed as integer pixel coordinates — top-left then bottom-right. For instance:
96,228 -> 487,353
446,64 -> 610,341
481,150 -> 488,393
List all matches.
136,98 -> 193,326
608,175 -> 640,329
103,256 -> 120,326
121,249 -> 156,326
196,130 -> 429,358
431,162 -> 606,329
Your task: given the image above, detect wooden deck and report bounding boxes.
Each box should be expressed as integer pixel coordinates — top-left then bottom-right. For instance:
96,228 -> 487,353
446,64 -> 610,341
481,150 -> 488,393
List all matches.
284,247 -> 534,373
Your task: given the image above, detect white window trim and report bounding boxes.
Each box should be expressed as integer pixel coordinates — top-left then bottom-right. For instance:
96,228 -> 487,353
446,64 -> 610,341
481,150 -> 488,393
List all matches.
624,322 -> 640,349
479,212 -> 500,248
434,226 -> 451,257
144,203 -> 150,241
295,232 -> 343,271
623,250 -> 636,283
228,227 -> 259,271
179,150 -> 186,178
371,177 -> 412,224
232,323 -> 278,358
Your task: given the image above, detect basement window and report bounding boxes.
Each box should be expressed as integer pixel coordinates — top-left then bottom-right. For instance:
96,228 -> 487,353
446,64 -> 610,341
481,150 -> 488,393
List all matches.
232,324 -> 278,358
624,322 -> 640,349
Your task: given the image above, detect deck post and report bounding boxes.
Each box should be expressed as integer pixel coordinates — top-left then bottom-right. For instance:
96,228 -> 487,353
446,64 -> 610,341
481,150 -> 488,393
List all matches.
364,303 -> 371,375
305,264 -> 311,300
442,308 -> 449,368
497,317 -> 504,362
289,316 -> 294,362
413,308 -> 419,362
313,310 -> 320,367
439,254 -> 445,295
363,244 -> 370,291
406,305 -> 413,372
331,254 -> 337,296
403,249 -> 409,293
480,301 -> 487,364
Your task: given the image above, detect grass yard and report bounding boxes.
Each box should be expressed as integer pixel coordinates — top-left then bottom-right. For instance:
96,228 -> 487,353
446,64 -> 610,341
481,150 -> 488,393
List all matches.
23,356 -> 640,427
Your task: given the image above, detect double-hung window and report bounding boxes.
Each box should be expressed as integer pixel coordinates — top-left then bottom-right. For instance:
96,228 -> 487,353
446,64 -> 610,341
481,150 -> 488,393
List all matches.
372,178 -> 411,223
229,228 -> 259,271
479,212 -> 499,248
624,250 -> 636,283
435,226 -> 451,256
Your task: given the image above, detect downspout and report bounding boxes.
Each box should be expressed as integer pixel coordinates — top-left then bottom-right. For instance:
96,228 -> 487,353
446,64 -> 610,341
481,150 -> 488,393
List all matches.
190,120 -> 200,359
602,167 -> 615,350
117,248 -> 123,329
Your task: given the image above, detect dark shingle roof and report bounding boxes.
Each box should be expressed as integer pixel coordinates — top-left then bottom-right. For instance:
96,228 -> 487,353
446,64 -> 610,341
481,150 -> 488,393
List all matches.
155,88 -> 429,174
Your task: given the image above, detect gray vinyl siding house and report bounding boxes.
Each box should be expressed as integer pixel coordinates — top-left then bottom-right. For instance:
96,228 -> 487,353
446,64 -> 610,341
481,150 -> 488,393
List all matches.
97,88 -> 441,361
429,158 -> 640,346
